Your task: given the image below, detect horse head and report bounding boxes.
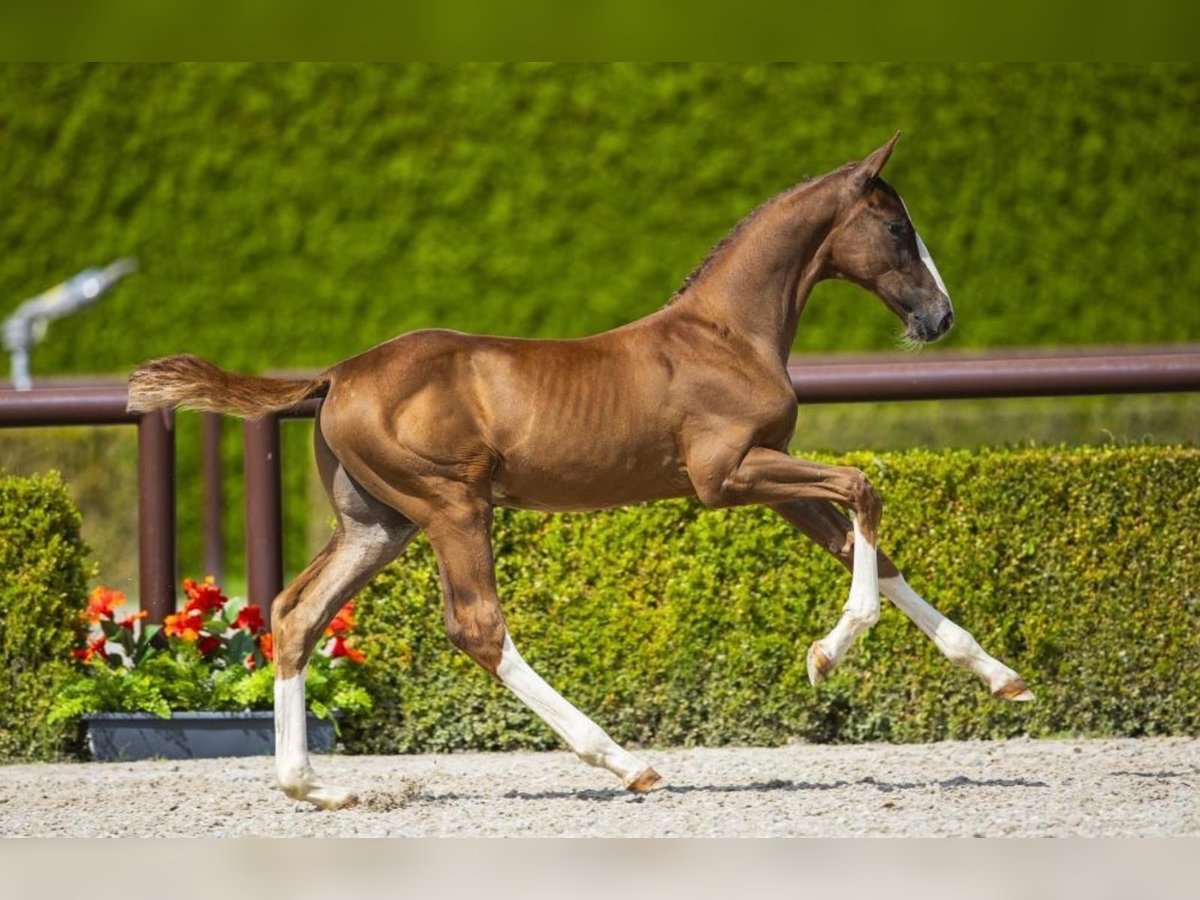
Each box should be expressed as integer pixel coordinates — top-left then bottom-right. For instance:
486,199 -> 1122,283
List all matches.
826,133 -> 955,344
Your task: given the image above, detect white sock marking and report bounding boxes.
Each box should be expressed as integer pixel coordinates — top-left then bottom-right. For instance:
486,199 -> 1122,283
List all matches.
880,575 -> 1026,695
496,633 -> 648,785
274,668 -> 356,807
274,670 -> 311,789
815,516 -> 880,665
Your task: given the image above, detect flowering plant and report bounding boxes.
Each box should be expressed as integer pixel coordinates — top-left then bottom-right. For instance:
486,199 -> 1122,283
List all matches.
49,578 -> 371,724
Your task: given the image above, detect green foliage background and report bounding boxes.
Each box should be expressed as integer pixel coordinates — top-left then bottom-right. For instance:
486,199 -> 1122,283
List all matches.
344,447 -> 1200,753
0,470 -> 91,760
1,62 -> 1196,586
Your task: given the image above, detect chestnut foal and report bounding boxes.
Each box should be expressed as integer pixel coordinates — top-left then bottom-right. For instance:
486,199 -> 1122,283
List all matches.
129,134 -> 1032,810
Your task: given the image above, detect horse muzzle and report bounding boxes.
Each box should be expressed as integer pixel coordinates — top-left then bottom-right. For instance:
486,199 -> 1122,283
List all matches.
907,300 -> 954,343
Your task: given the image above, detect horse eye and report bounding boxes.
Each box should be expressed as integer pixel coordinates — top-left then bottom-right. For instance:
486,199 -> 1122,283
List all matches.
886,220 -> 906,238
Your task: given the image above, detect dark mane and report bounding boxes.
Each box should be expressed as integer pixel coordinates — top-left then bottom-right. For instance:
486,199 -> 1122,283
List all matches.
666,163 -> 856,304
667,192 -> 786,303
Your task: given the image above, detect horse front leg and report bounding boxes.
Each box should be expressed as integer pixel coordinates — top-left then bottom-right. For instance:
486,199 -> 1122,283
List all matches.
773,498 -> 1033,700
695,448 -> 884,684
425,503 -> 663,793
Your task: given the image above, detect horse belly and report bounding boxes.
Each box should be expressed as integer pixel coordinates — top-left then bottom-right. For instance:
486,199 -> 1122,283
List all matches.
490,437 -> 691,512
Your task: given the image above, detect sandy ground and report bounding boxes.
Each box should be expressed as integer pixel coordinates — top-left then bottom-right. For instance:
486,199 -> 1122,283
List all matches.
1,736 -> 1196,837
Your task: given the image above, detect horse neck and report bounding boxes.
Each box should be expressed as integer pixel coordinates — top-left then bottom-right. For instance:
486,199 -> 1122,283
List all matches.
672,176 -> 842,363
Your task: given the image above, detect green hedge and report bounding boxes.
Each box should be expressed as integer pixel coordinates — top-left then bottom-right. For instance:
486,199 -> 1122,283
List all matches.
0,471 -> 91,760
2,63 -> 1197,578
342,446 -> 1200,753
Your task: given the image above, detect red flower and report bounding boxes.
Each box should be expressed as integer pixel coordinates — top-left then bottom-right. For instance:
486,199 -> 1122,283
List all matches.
197,634 -> 222,657
116,609 -> 148,629
85,586 -> 125,623
258,632 -> 274,661
244,653 -> 257,671
163,609 -> 204,641
72,634 -> 108,662
234,603 -> 265,634
325,600 -> 355,637
328,635 -> 365,664
182,576 -> 227,615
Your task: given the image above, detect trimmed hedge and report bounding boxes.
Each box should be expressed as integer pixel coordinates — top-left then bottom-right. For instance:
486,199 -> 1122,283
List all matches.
3,63 -> 1197,578
342,446 -> 1200,753
0,471 -> 91,760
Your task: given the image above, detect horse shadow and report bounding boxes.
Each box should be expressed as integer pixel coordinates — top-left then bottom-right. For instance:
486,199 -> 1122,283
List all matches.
490,774 -> 1050,803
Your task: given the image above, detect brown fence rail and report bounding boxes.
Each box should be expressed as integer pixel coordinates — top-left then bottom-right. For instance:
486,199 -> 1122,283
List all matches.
0,386 -> 176,623
786,348 -> 1200,403
2,346 -> 1199,621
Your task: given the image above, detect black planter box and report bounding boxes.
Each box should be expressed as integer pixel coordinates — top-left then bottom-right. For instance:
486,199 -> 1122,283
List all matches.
82,711 -> 336,761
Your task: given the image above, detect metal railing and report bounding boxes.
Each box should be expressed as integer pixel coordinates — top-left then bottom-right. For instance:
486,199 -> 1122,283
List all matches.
0,386 -> 176,623
3,345 -> 1198,622
786,346 -> 1200,402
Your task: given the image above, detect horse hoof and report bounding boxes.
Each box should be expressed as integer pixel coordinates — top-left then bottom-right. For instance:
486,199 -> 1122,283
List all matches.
992,678 -> 1035,702
626,767 -> 666,794
298,784 -> 359,811
807,641 -> 834,686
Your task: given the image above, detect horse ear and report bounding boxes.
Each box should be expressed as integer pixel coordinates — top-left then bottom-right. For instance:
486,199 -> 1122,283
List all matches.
853,131 -> 901,191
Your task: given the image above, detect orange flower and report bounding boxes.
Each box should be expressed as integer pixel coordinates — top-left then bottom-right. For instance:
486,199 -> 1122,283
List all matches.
163,609 -> 204,641
72,634 -> 108,662
116,609 -> 148,629
234,603 -> 265,634
258,632 -> 274,661
182,576 -> 227,615
85,586 -> 125,623
325,600 -> 355,637
329,634 -> 365,664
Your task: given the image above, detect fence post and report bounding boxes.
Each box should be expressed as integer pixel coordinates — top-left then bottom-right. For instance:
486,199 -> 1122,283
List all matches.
201,412 -> 224,582
137,408 -> 175,623
244,414 -> 283,622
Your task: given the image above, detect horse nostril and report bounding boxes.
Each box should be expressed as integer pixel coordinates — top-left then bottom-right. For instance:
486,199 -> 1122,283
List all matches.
938,310 -> 955,334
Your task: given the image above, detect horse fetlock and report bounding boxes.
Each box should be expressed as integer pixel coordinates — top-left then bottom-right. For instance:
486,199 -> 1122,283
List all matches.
276,760 -> 316,795
845,583 -> 881,627
939,626 -> 983,667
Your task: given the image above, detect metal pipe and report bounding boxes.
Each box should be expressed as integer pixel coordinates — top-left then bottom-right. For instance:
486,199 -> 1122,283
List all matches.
201,412 -> 224,582
787,351 -> 1200,403
0,385 -> 137,425
243,414 -> 283,621
136,408 -> 176,623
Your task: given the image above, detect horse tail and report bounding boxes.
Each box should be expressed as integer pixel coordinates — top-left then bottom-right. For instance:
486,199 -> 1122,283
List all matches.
127,354 -> 330,418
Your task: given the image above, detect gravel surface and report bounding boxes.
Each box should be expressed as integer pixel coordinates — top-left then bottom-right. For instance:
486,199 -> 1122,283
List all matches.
2,737 -> 1197,837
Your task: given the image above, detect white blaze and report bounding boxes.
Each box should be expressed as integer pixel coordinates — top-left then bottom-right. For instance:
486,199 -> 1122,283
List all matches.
900,198 -> 950,298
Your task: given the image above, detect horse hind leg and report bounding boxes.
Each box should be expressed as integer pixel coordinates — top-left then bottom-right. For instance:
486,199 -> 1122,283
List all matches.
425,501 -> 663,793
773,499 -> 1033,700
272,445 -> 418,810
